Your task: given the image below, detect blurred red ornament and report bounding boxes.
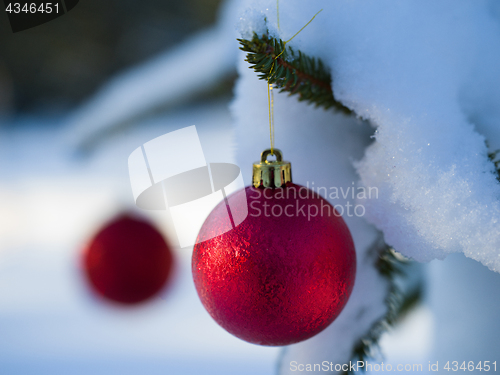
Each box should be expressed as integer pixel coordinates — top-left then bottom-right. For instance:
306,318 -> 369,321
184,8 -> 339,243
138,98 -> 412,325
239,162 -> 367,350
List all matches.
83,214 -> 173,305
192,149 -> 356,346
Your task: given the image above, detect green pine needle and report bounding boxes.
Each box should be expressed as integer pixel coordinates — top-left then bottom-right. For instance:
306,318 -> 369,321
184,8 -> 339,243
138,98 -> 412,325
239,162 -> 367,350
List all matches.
238,33 -> 351,114
343,247 -> 423,375
487,149 -> 500,182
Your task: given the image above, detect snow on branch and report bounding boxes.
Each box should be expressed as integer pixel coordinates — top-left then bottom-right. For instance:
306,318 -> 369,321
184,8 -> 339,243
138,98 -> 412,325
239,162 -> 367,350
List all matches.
238,33 -> 350,113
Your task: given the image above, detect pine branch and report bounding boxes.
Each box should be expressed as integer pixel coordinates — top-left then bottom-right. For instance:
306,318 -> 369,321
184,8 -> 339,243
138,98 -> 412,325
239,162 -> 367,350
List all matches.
244,26 -> 496,375
238,33 -> 352,114
488,149 -> 500,182
239,33 -> 500,184
243,31 -> 424,375
343,246 -> 423,375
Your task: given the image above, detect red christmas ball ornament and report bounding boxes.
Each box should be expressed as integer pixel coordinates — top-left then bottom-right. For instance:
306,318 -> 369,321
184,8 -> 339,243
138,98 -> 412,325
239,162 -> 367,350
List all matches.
83,214 -> 174,305
192,149 -> 356,346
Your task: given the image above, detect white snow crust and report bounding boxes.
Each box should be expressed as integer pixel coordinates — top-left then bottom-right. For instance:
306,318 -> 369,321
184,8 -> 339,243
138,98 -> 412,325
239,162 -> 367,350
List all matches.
234,0 -> 500,272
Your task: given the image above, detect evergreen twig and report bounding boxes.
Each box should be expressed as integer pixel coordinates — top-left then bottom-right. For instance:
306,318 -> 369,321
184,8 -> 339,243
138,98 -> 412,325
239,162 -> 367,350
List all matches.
488,149 -> 500,182
251,30 -> 424,375
238,33 -> 351,114
343,246 -> 423,375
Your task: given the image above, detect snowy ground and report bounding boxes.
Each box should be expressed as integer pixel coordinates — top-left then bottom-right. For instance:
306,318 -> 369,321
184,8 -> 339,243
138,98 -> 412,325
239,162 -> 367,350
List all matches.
0,104 -> 281,375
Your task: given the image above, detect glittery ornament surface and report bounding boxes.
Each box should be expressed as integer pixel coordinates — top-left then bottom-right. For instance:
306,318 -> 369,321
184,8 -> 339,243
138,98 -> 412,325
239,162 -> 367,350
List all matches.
83,215 -> 173,305
192,184 -> 356,346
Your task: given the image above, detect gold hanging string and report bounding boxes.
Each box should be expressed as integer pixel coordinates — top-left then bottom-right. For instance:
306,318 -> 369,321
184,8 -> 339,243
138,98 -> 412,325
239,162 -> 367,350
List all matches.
268,0 -> 280,156
268,82 -> 275,155
277,0 -> 280,31
267,9 -> 323,156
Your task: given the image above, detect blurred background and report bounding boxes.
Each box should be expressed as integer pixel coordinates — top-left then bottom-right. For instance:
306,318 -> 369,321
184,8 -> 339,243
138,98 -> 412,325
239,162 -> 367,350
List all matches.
0,0 -> 225,113
0,2 -> 282,374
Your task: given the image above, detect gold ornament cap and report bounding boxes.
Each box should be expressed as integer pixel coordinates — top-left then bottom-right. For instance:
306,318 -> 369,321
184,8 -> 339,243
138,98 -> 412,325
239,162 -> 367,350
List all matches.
252,149 -> 292,188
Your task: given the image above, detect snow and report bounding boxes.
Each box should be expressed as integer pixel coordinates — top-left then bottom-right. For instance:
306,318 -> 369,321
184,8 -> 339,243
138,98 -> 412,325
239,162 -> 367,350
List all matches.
427,252 -> 500,363
232,0 -> 500,272
230,0 -> 500,369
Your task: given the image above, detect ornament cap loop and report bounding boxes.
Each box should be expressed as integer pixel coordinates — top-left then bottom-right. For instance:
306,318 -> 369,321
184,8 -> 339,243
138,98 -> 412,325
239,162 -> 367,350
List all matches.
253,148 -> 292,188
261,149 -> 283,163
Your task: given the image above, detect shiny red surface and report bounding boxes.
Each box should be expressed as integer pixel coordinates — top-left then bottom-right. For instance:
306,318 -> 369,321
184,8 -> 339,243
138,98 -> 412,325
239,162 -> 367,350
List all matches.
83,215 -> 173,305
192,184 -> 356,346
